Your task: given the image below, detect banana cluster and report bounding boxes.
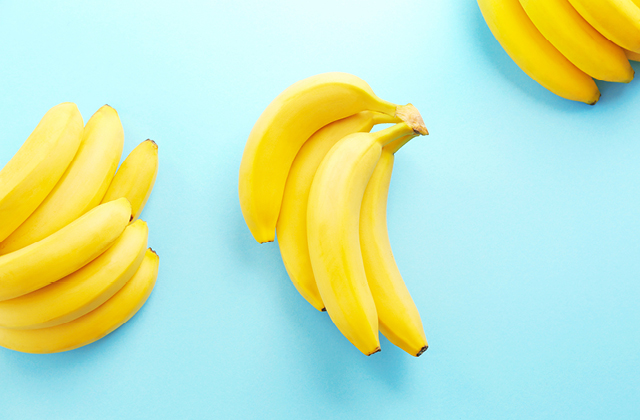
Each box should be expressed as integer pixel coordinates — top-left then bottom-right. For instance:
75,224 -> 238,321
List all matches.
239,73 -> 430,356
478,0 -> 640,104
0,103 -> 159,354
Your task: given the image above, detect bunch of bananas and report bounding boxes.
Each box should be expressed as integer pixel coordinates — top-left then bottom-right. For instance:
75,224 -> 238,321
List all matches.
0,103 -> 159,354
478,0 -> 640,104
239,73 -> 430,356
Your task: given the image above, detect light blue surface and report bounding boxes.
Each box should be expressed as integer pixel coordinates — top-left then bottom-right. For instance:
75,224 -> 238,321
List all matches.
0,0 -> 639,418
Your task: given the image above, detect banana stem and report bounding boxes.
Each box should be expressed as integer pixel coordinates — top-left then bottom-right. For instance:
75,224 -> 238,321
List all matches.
395,104 -> 428,135
372,112 -> 402,126
372,123 -> 418,147
383,134 -> 413,155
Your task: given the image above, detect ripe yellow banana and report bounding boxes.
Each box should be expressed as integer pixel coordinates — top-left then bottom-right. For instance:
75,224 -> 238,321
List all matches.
360,136 -> 428,357
519,0 -> 633,82
625,48 -> 640,61
0,197 -> 131,301
478,0 -> 600,104
0,105 -> 124,255
102,139 -> 159,221
277,111 -> 400,312
0,103 -> 83,242
307,118 -> 426,356
239,72 -> 421,244
568,0 -> 640,54
0,220 -> 148,330
0,248 -> 159,354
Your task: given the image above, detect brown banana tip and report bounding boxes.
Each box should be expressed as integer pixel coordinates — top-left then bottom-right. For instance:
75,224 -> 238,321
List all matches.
416,345 -> 429,357
149,247 -> 159,257
146,139 -> 158,148
321,307 -> 327,312
367,347 -> 382,356
129,214 -> 134,222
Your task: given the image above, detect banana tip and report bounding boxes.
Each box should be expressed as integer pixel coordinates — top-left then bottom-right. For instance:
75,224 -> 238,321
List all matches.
149,247 -> 159,257
416,345 -> 428,357
97,104 -> 119,117
623,69 -> 635,84
146,139 -> 158,149
367,347 -> 382,356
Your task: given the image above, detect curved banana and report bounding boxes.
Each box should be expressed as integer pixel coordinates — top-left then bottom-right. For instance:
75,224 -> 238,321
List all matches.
0,248 -> 159,354
625,48 -> 640,61
307,119 -> 426,356
277,111 -> 400,312
360,136 -> 428,357
0,198 -> 131,301
0,220 -> 148,329
568,0 -> 640,54
519,0 -> 633,82
0,103 -> 83,242
239,72 -> 423,244
102,139 -> 159,221
478,0 -> 600,104
0,105 -> 124,255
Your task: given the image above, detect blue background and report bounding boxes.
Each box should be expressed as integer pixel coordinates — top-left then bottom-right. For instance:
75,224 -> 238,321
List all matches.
0,0 -> 639,418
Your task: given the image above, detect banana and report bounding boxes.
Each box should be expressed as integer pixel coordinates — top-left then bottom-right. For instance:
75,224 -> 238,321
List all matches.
307,118 -> 426,356
0,105 -> 124,255
102,139 -> 159,221
239,72 -> 422,244
277,111 -> 400,312
0,198 -> 131,301
568,0 -> 640,54
0,220 -> 148,330
478,0 -> 600,104
625,48 -> 640,61
519,0 -> 634,82
0,103 -> 83,242
0,248 -> 159,354
360,136 -> 428,357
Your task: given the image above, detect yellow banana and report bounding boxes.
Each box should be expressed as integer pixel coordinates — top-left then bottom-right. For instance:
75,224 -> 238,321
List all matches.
360,136 -> 428,357
0,198 -> 131,301
478,0 -> 600,104
0,105 -> 124,255
0,103 -> 83,242
307,118 -> 426,356
568,0 -> 640,54
239,72 -> 421,244
519,0 -> 633,82
276,111 -> 400,312
0,220 -> 148,329
625,48 -> 640,61
102,139 -> 159,221
0,248 -> 159,354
